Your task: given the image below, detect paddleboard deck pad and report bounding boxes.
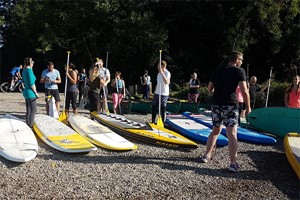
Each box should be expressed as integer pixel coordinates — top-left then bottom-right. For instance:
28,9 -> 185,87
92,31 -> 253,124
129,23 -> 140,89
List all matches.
166,114 -> 228,146
34,114 -> 97,153
68,114 -> 137,151
91,112 -> 198,149
0,114 -> 38,162
183,112 -> 277,145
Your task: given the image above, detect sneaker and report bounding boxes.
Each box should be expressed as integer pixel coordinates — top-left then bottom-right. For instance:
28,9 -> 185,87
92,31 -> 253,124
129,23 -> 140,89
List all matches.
229,163 -> 240,172
200,155 -> 211,163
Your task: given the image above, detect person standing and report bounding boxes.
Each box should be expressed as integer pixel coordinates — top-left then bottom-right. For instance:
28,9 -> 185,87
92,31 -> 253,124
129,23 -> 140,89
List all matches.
77,67 -> 87,105
200,51 -> 251,173
284,75 -> 300,108
87,65 -> 101,113
151,60 -> 171,124
9,64 -> 23,91
22,57 -> 39,128
40,61 -> 61,115
96,59 -> 110,113
111,71 -> 126,114
249,76 -> 267,109
188,72 -> 201,103
65,63 -> 78,116
140,70 -> 151,99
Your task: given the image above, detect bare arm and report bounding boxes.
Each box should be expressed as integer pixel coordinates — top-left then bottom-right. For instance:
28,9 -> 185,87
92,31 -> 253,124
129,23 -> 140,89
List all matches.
239,81 -> 251,115
284,89 -> 289,107
159,68 -> 170,84
207,82 -> 214,93
66,71 -> 77,85
123,80 -> 126,96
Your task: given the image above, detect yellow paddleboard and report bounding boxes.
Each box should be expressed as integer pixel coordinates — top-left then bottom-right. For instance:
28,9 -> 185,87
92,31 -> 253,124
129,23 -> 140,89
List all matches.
91,112 -> 197,149
33,114 -> 97,153
284,133 -> 300,179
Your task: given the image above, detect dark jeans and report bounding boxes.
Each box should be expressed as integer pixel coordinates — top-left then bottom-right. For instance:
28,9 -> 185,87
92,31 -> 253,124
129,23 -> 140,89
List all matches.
142,85 -> 150,99
25,98 -> 37,128
88,90 -> 99,112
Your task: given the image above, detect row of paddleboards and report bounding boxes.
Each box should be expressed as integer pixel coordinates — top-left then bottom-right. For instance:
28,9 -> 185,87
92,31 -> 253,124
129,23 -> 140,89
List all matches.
1,107 -> 296,163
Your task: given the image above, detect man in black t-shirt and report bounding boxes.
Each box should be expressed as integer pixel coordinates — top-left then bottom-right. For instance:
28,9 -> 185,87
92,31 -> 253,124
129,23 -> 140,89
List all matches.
200,51 -> 251,173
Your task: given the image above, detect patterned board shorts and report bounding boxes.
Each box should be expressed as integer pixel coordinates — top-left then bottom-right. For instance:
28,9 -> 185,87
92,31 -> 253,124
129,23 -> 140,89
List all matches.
211,104 -> 239,127
152,94 -> 169,107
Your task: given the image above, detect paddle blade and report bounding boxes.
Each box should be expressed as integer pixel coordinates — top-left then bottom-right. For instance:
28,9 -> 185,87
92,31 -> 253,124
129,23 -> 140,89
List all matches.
59,111 -> 68,124
156,115 -> 164,128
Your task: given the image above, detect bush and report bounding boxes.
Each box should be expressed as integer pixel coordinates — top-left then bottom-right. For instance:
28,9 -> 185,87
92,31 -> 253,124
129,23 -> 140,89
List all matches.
171,81 -> 289,107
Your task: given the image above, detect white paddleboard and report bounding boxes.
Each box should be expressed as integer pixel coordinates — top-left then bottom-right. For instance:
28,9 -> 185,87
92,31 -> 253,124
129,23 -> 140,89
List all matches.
33,114 -> 97,153
0,115 -> 38,162
68,114 -> 137,150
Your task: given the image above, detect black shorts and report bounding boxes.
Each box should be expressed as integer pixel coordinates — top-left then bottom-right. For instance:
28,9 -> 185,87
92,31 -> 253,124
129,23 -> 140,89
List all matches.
45,89 -> 60,102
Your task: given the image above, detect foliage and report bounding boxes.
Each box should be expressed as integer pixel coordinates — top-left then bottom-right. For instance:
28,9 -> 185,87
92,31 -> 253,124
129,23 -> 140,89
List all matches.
1,0 -> 299,90
171,80 -> 289,108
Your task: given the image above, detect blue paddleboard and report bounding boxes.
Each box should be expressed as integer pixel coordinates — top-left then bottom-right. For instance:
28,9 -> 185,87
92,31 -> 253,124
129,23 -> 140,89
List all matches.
166,114 -> 228,146
182,112 -> 277,145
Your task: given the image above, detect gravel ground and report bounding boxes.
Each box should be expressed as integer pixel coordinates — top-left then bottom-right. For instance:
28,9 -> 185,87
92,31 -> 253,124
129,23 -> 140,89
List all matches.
0,93 -> 299,200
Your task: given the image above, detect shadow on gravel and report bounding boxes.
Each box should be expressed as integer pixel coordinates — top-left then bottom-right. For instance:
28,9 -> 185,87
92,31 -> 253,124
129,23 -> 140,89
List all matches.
0,112 -> 26,120
244,150 -> 299,199
0,157 -> 24,168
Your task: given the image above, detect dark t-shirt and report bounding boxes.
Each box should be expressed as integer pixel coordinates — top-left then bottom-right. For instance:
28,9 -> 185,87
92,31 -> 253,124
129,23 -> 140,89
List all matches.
210,65 -> 246,105
189,79 -> 200,94
249,83 -> 261,102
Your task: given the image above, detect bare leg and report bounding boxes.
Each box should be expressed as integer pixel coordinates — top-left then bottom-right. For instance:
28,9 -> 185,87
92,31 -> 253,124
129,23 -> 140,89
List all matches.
226,126 -> 238,164
46,102 -> 49,115
205,126 -> 222,158
97,100 -> 101,112
55,101 -> 60,114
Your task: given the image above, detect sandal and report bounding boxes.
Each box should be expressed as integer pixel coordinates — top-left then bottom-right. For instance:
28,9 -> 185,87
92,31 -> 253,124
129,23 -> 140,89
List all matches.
200,155 -> 212,163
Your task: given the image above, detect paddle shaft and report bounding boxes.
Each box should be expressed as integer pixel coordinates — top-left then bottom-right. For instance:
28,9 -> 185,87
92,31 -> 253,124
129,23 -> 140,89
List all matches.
158,50 -> 162,117
265,67 -> 273,107
63,51 -> 71,111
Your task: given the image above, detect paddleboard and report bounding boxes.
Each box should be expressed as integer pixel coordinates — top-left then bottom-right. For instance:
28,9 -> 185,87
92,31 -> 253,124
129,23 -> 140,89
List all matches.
0,115 -> 38,162
165,114 -> 228,146
68,114 -> 137,150
284,133 -> 300,179
183,112 -> 277,144
33,114 -> 97,153
247,107 -> 300,137
91,112 -> 198,149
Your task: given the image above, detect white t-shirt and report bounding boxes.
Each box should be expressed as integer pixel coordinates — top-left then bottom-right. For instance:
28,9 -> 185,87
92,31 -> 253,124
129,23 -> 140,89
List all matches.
155,69 -> 171,96
98,67 -> 110,82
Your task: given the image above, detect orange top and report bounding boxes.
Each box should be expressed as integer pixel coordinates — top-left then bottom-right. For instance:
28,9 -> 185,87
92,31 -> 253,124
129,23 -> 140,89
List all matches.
288,90 -> 300,108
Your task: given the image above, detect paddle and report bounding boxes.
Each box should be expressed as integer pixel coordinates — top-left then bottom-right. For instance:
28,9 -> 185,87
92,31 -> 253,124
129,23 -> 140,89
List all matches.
265,67 -> 273,107
156,50 -> 164,128
59,51 -> 71,123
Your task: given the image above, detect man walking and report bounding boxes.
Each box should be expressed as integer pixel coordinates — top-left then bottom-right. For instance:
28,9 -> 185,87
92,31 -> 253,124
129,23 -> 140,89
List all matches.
200,51 -> 251,172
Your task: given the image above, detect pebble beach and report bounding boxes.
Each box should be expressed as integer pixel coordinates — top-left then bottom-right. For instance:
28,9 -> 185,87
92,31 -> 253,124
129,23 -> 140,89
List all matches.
0,93 -> 299,199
